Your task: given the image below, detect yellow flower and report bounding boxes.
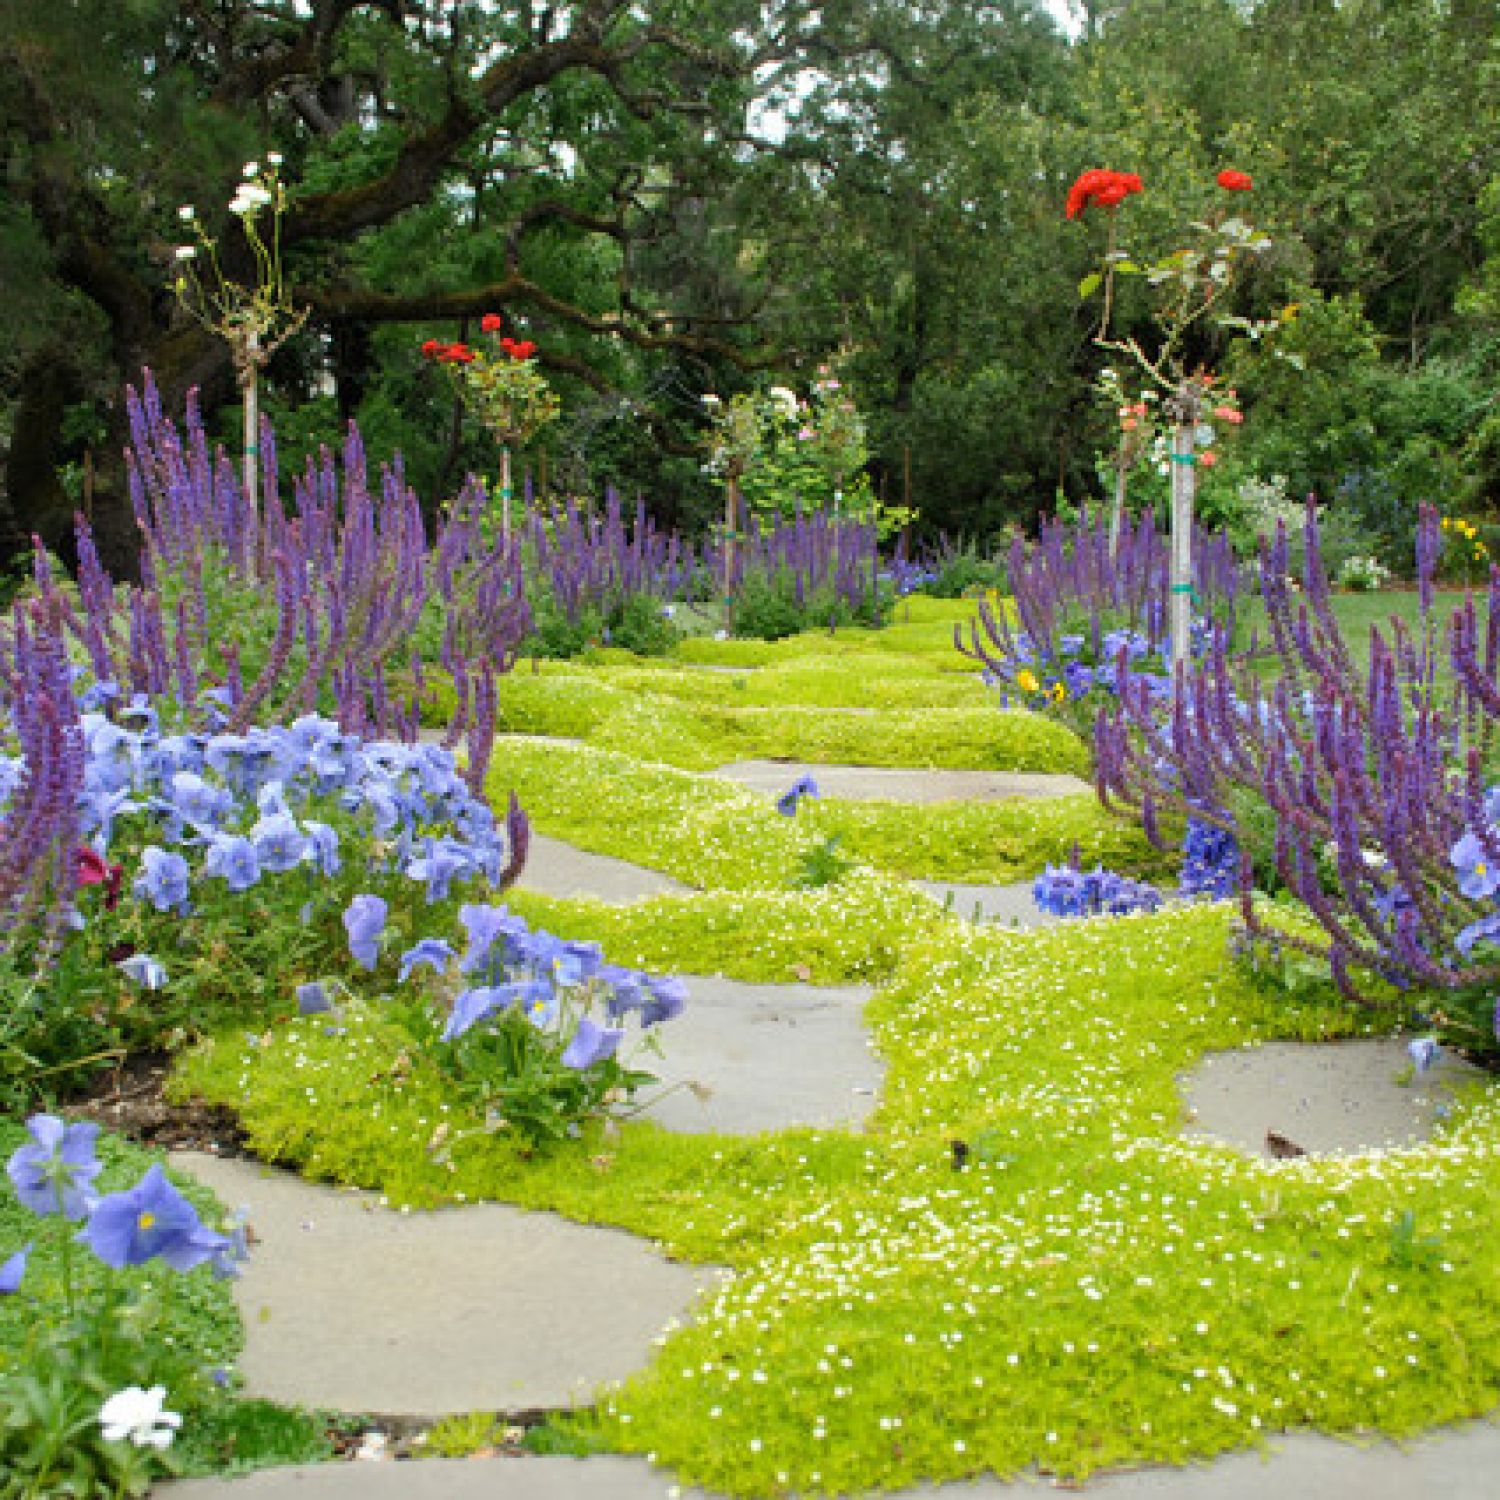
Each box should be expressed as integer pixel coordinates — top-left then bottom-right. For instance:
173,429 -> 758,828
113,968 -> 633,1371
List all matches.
1050,683 -> 1067,703
1016,669 -> 1040,694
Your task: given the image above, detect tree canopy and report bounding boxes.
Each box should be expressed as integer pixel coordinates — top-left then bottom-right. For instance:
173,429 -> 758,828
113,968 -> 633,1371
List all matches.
2,0 -> 1497,565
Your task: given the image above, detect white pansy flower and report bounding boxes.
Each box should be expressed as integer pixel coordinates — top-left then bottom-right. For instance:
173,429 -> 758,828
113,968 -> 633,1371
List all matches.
99,1386 -> 182,1450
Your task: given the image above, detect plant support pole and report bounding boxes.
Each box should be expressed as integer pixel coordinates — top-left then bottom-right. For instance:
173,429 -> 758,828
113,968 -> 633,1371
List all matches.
500,444 -> 513,538
243,327 -> 260,518
724,474 -> 739,631
1110,456 -> 1128,554
1169,417 -> 1195,678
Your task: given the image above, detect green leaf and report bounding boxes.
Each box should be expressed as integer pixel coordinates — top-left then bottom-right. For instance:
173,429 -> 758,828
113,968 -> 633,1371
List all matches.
1077,272 -> 1102,300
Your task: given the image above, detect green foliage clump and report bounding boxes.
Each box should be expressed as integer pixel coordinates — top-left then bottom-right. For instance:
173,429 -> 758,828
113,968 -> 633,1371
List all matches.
925,545 -> 1010,599
730,573 -> 884,641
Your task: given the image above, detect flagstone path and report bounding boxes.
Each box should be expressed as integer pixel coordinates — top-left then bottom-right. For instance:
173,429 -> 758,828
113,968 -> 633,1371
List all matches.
642,975 -> 880,1134
1181,1036 -> 1485,1158
912,878 -> 1057,928
170,1152 -> 719,1418
517,832 -> 690,902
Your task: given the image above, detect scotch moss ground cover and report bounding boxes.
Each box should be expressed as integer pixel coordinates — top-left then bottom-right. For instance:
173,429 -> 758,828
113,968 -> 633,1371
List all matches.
485,738 -> 1160,888
174,900 -> 1500,1495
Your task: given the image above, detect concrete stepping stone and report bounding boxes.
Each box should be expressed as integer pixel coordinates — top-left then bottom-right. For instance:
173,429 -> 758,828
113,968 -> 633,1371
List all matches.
914,879 -> 1057,929
159,1416 -> 1500,1498
1181,1037 -> 1488,1158
712,759 -> 1091,803
639,975 -> 881,1134
516,833 -> 690,903
170,1153 -> 716,1418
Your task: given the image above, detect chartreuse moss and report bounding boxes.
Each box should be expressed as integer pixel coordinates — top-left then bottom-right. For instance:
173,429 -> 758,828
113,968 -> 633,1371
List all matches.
486,739 -> 1148,890
174,901 -> 1500,1496
504,871 -> 949,984
478,673 -> 1080,774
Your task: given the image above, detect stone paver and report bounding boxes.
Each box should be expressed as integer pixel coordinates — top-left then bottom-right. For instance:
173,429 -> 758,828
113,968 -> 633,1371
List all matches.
712,759 -> 1091,803
640,975 -> 880,1134
915,879 -> 1057,929
158,1419 -> 1500,1498
1181,1037 -> 1485,1157
516,832 -> 690,902
171,1154 -> 716,1417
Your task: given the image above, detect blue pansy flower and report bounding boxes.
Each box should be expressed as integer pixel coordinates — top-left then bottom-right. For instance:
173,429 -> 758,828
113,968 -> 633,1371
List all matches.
170,772 -> 232,832
301,821 -> 341,877
562,1015 -> 626,1070
202,834 -> 261,893
459,904 -> 529,975
251,814 -> 308,874
405,841 -> 471,904
641,975 -> 688,1028
135,847 -> 192,914
296,983 -> 333,1016
343,894 -> 388,970
1408,1037 -> 1441,1074
7,1116 -> 103,1220
1454,910 -> 1500,956
80,1164 -> 230,1272
0,1244 -> 30,1295
399,939 -> 456,983
118,954 -> 169,991
1450,831 -> 1500,901
776,775 -> 821,817
442,983 -> 547,1043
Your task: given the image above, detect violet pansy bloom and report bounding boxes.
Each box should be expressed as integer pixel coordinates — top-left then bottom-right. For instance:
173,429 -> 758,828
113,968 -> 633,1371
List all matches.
7,1115 -> 103,1220
0,1244 -> 31,1294
399,939 -> 455,983
118,954 -> 169,991
342,894 -> 388,970
80,1164 -> 230,1272
561,1016 -> 625,1070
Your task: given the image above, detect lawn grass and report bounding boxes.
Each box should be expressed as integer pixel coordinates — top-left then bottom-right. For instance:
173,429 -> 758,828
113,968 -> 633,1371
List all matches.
1239,587 -> 1484,677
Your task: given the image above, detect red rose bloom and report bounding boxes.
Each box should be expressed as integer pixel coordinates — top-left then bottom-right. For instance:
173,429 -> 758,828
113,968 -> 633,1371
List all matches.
509,340 -> 537,361
442,343 -> 474,364
481,313 -> 503,333
420,339 -> 441,359
1065,168 -> 1144,220
1217,169 -> 1253,192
